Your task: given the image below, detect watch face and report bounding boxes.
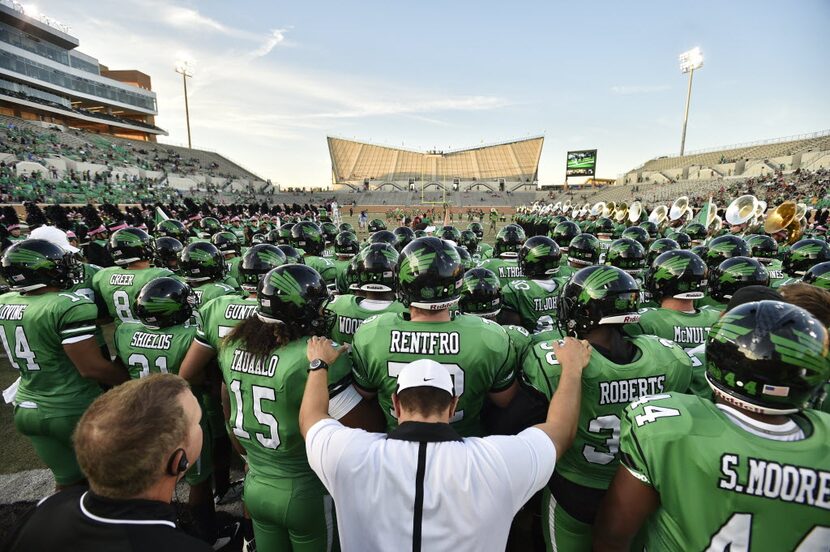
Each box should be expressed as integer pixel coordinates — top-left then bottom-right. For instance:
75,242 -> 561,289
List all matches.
310,359 -> 323,370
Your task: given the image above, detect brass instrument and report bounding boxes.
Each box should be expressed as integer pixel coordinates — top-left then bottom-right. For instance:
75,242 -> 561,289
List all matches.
628,201 -> 642,224
590,201 -> 606,217
764,201 -> 803,245
614,202 -> 629,223
669,196 -> 689,222
649,205 -> 668,225
725,195 -> 758,226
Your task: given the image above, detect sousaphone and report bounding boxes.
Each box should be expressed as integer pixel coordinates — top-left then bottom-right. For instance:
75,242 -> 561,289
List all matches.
725,195 -> 758,226
590,201 -> 606,217
764,201 -> 803,245
669,197 -> 689,222
649,204 -> 668,225
614,202 -> 629,223
628,201 -> 642,224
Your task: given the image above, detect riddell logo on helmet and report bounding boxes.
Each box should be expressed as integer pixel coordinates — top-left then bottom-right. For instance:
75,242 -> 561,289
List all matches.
623,315 -> 639,323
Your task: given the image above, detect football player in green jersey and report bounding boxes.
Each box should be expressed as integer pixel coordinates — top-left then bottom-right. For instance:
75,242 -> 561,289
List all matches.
291,221 -> 336,285
180,242 -> 241,306
156,219 -> 188,243
802,260 -> 830,290
114,277 -> 220,543
520,265 -> 691,551
479,224 -> 526,286
319,221 -> 338,258
459,267 -> 538,362
467,222 -> 494,260
392,226 -> 415,252
595,301 -> 830,552
326,243 -> 405,344
561,233 -> 602,282
605,237 -> 648,304
707,256 -> 770,310
352,237 -> 517,436
220,264 -> 378,551
92,227 -> 176,325
0,239 -> 127,488
627,249 -> 717,395
780,238 -> 830,287
332,231 -> 359,294
501,236 -> 563,332
211,230 -> 243,284
746,233 -> 785,283
152,236 -> 184,274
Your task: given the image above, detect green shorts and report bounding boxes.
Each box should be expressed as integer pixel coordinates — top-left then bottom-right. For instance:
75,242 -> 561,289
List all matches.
243,472 -> 337,552
14,406 -> 84,486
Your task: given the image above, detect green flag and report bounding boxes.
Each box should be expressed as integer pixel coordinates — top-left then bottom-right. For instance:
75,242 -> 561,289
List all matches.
696,197 -> 713,227
155,206 -> 169,225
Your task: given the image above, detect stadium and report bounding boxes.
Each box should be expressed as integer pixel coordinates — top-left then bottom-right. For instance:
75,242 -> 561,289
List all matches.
0,2 -> 829,552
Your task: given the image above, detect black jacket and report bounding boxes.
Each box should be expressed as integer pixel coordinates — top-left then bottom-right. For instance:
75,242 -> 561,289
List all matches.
4,487 -> 210,552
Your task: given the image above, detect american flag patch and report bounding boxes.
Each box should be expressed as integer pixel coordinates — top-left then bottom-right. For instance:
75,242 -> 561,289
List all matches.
762,384 -> 790,397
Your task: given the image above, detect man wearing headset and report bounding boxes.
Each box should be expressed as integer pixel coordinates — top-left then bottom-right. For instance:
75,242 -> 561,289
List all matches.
5,374 -> 211,552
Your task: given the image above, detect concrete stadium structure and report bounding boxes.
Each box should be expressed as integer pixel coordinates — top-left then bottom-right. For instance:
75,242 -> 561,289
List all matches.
327,135 -> 543,192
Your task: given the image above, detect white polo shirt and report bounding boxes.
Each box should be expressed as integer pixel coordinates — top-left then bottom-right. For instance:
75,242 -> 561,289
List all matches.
306,419 -> 555,552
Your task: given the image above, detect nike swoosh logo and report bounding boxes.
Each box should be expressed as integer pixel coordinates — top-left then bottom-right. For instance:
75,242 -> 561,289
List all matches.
423,378 -> 434,381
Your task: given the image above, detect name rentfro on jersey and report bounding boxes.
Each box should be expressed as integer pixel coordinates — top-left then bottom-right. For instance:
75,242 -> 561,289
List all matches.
390,330 -> 460,355
719,454 -> 830,510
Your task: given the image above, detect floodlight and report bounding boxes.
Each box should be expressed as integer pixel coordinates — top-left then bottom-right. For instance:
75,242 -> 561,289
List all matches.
679,47 -> 704,74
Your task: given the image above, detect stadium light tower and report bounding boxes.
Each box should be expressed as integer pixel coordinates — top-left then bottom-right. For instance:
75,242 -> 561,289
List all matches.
174,59 -> 194,148
678,47 -> 703,157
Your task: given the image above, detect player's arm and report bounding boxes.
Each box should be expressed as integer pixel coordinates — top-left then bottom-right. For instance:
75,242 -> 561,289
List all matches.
593,466 -> 660,551
488,329 -> 520,407
498,308 -> 523,327
533,337 -> 590,459
220,382 -> 247,457
349,331 -> 378,400
64,338 -> 128,386
179,340 -> 216,384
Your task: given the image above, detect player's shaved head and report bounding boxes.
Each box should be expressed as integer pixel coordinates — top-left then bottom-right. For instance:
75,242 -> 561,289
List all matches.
74,374 -> 192,499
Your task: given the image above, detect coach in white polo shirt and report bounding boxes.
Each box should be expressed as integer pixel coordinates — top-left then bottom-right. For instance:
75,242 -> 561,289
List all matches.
299,335 -> 590,552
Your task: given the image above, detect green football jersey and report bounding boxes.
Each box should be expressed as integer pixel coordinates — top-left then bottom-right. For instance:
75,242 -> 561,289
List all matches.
477,243 -> 494,260
304,255 -> 337,284
92,266 -> 175,324
626,306 -> 721,351
504,324 -> 532,364
193,280 -> 241,307
195,294 -> 258,350
325,294 -> 405,344
352,312 -> 516,436
0,291 -> 101,416
478,258 -> 525,287
70,263 -> 101,303
226,255 -> 242,284
522,334 -> 692,489
332,258 -> 351,294
502,278 -> 562,332
218,337 -> 353,480
695,295 -> 727,311
620,392 -> 830,551
114,322 -> 196,379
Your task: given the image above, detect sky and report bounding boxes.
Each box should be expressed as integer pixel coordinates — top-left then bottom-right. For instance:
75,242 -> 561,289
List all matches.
35,0 -> 830,187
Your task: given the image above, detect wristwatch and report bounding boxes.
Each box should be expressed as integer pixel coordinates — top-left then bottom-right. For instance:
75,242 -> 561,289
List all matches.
308,358 -> 329,372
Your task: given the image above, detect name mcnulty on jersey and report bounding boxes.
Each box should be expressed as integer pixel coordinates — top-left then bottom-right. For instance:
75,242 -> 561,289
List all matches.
0,304 -> 27,321
718,454 -> 830,510
230,349 -> 277,377
110,274 -> 135,286
673,326 -> 710,344
599,376 -> 666,405
224,304 -> 257,320
390,330 -> 460,355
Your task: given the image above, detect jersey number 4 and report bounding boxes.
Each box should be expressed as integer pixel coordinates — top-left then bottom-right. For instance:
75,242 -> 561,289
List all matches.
707,513 -> 828,551
0,326 -> 40,371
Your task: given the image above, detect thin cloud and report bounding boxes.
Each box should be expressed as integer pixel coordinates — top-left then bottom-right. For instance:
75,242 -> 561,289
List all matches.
249,28 -> 290,58
611,84 -> 671,95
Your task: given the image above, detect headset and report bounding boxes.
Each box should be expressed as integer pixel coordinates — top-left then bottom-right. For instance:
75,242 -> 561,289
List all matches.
166,448 -> 189,477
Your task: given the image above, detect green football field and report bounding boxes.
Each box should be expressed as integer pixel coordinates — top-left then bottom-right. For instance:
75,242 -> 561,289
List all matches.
568,156 -> 596,169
